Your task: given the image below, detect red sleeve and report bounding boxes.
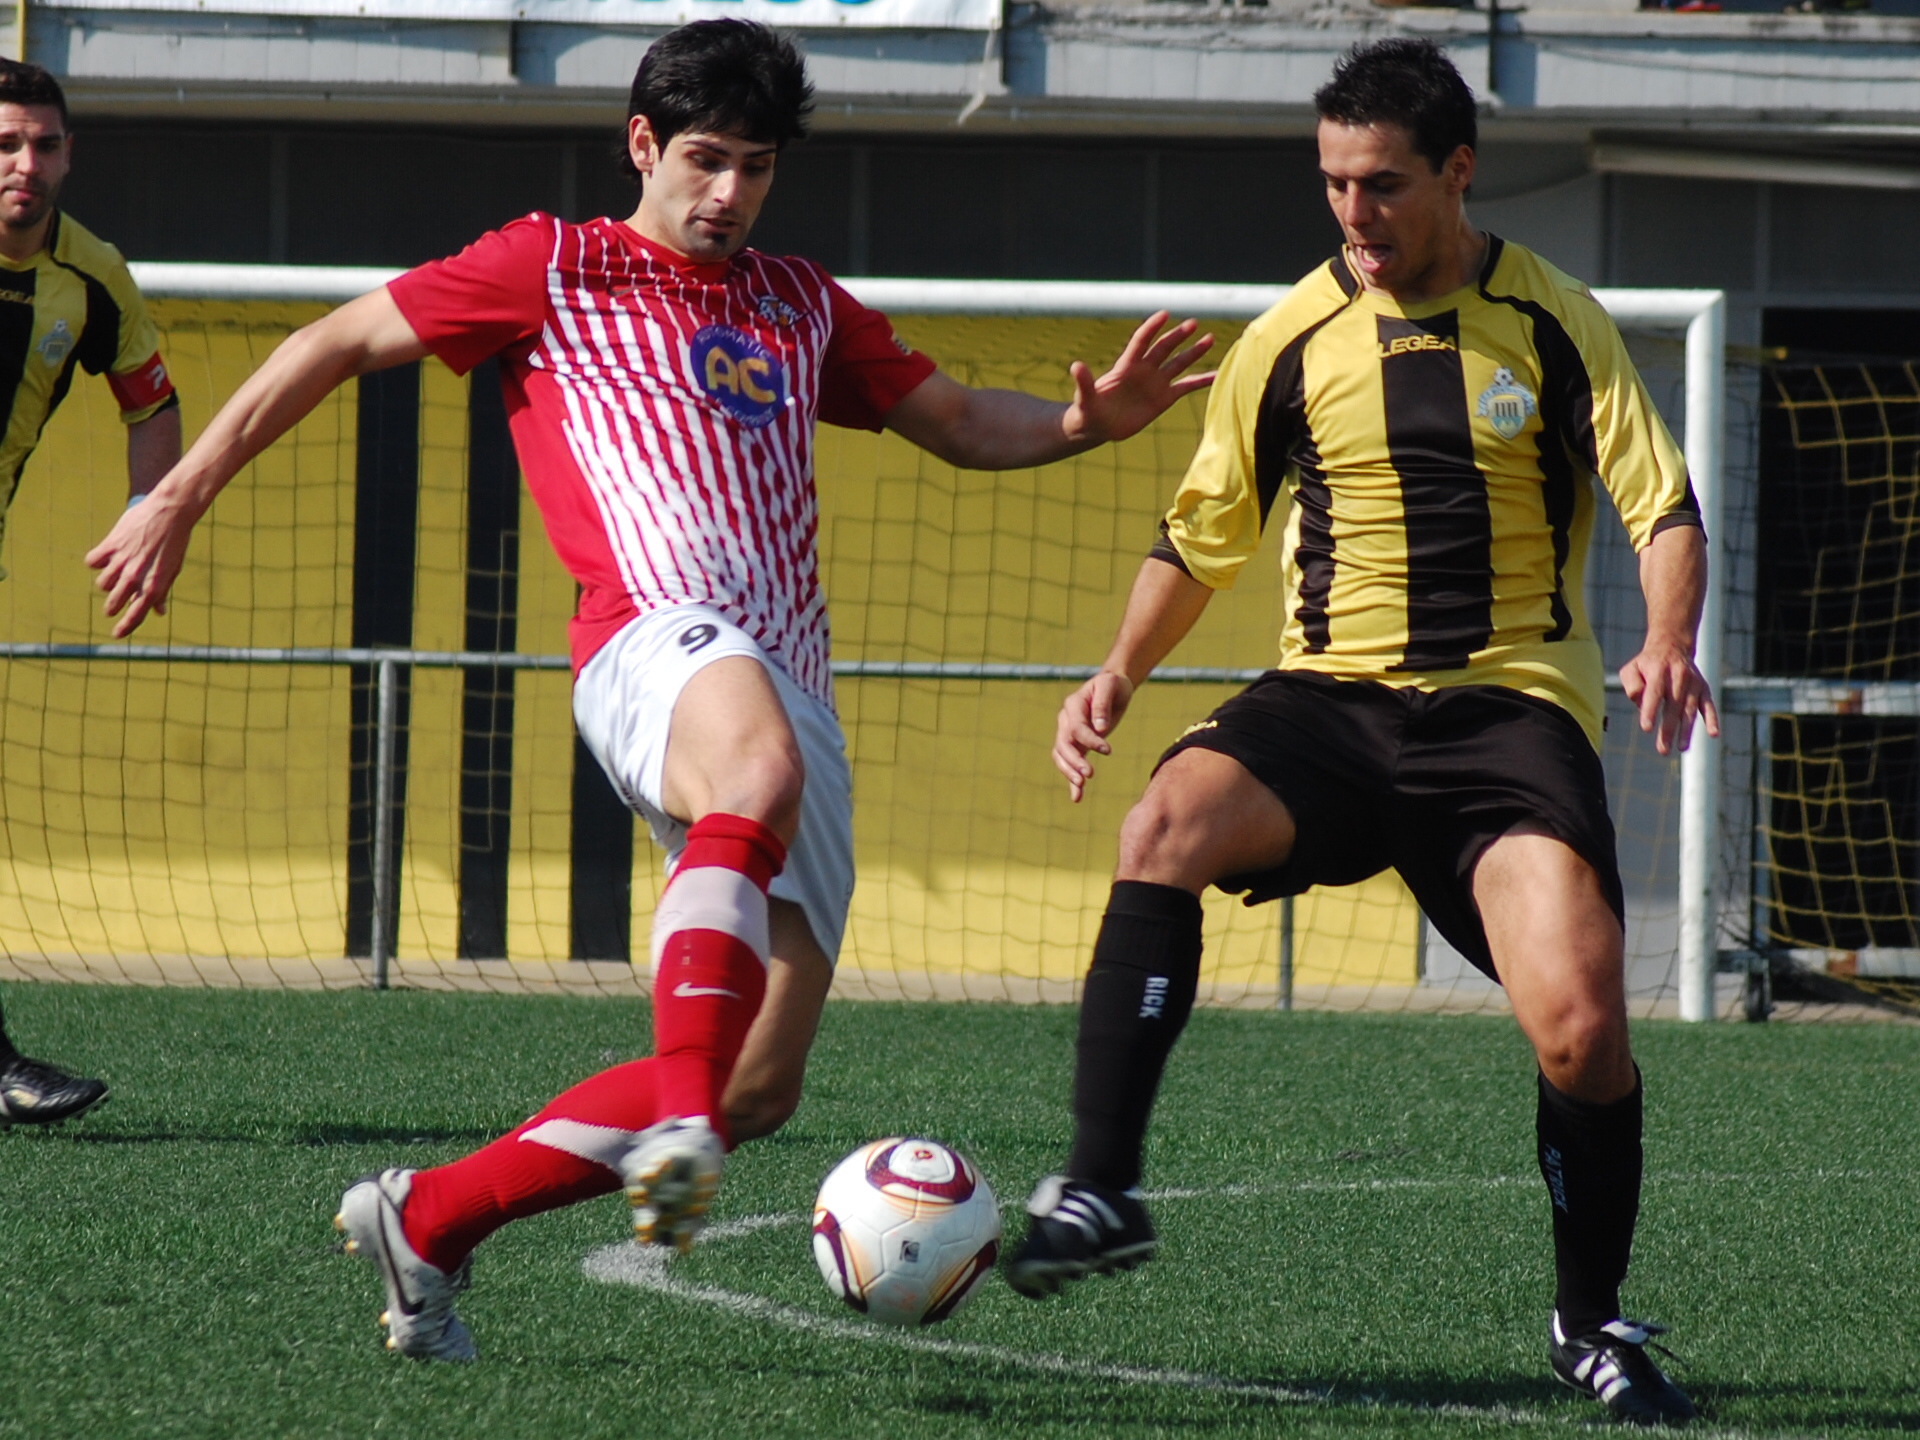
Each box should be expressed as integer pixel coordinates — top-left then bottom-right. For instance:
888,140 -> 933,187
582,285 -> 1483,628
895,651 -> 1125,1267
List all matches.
387,214 -> 554,377
817,280 -> 937,432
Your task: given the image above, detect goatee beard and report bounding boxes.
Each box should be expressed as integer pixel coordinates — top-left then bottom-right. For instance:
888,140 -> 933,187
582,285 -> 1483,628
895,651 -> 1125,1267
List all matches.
1,194 -> 51,233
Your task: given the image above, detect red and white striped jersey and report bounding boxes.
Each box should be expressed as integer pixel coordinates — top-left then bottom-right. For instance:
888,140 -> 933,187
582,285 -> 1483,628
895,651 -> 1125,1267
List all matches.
389,213 -> 936,708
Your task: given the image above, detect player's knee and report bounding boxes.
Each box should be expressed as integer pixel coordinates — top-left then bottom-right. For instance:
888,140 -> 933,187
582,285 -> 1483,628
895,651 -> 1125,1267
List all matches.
714,745 -> 806,839
1115,790 -> 1208,885
1536,1004 -> 1630,1093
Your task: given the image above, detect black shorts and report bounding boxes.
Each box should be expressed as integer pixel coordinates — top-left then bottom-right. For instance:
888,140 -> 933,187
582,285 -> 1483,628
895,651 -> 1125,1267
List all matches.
1157,671 -> 1624,983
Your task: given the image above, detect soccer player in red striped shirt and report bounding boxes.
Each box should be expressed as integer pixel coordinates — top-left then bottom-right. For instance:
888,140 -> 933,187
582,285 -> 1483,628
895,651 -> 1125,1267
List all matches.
86,20 -> 1213,1361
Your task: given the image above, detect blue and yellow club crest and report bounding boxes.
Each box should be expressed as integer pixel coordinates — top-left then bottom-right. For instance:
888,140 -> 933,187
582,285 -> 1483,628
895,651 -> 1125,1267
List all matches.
35,319 -> 73,368
1476,366 -> 1537,440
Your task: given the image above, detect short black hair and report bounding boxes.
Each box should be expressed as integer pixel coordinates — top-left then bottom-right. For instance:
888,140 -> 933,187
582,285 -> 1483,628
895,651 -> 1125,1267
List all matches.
619,21 -> 813,185
1313,39 -> 1475,175
0,59 -> 68,128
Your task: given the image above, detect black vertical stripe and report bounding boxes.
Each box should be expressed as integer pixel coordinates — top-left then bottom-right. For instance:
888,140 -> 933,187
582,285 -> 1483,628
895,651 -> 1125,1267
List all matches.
458,359 -> 518,960
346,364 -> 421,960
571,730 -> 634,963
1292,450 -> 1336,653
38,215 -> 126,503
0,266 -> 36,508
1377,310 -> 1494,671
1477,258 -> 1601,645
1256,298 -> 1352,653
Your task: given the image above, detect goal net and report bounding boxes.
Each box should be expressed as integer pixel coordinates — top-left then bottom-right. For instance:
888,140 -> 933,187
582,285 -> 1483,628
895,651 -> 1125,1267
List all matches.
1726,351 -> 1920,1018
0,271 -> 1737,1017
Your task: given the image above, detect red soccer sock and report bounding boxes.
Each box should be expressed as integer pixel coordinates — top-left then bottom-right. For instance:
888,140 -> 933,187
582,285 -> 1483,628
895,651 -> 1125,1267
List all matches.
401,1058 -> 663,1273
649,814 -> 785,1141
397,815 -> 786,1274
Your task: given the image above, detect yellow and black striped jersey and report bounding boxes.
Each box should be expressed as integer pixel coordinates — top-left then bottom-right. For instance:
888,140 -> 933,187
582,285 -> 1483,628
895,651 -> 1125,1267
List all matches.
0,209 -> 176,569
1156,235 -> 1698,749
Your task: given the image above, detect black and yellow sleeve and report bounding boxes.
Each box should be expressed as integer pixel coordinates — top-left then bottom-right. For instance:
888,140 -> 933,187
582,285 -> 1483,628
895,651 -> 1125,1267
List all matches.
1556,289 -> 1699,549
1155,273 -> 1350,590
101,258 -> 173,425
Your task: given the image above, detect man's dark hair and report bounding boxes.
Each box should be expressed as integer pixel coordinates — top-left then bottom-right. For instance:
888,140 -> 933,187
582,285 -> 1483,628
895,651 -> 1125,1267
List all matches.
0,59 -> 67,127
1314,39 -> 1475,174
620,21 -> 813,185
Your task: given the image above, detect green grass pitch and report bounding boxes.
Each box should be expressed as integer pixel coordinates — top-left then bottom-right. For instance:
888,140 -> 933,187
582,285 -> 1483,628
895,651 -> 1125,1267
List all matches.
2,984 -> 1916,1439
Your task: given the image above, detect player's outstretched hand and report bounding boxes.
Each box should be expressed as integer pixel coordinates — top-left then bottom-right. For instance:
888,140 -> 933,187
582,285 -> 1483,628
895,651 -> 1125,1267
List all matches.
1619,640 -> 1720,757
1064,312 -> 1215,446
1054,670 -> 1136,803
86,492 -> 197,637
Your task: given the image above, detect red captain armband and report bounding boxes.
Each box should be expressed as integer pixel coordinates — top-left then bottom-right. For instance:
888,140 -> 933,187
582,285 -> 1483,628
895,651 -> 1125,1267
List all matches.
107,353 -> 176,415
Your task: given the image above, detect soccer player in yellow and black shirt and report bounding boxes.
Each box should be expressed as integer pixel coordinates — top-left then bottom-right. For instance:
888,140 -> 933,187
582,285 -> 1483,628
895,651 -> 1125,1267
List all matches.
0,60 -> 180,1129
1007,40 -> 1713,1426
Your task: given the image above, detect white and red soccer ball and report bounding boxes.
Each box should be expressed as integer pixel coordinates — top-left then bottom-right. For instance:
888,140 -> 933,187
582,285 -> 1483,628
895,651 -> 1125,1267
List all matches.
811,1138 -> 1001,1327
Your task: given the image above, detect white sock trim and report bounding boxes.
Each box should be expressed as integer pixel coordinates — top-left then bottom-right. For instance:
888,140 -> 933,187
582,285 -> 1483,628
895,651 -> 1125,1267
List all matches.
650,864 -> 771,976
518,1118 -> 640,1171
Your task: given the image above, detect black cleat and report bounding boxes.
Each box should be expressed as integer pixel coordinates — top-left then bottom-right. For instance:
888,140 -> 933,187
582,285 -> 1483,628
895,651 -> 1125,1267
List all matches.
0,1055 -> 107,1128
1550,1313 -> 1698,1427
1004,1175 -> 1156,1299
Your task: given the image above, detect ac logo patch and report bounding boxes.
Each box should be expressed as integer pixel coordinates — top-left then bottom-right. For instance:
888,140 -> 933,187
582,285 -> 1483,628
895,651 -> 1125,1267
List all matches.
692,324 -> 786,428
1476,366 -> 1538,440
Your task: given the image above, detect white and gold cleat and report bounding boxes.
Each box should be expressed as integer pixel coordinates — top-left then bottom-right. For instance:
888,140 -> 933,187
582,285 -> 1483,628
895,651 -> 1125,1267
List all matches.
620,1116 -> 725,1256
334,1169 -> 476,1363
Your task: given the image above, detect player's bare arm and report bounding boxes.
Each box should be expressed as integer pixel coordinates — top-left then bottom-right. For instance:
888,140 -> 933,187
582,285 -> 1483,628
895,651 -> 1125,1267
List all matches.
1618,524 -> 1718,757
86,286 -> 429,635
1053,556 -> 1213,802
125,406 -> 180,503
882,311 -> 1214,470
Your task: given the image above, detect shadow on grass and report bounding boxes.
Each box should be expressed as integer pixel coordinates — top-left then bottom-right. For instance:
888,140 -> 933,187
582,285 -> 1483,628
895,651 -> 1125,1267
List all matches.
9,1123 -> 503,1147
899,1368 -> 1920,1433
1685,1381 -> 1920,1434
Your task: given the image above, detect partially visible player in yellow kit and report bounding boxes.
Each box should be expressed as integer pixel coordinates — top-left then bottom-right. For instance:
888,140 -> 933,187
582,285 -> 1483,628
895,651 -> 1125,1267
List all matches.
1007,39 -> 1713,1427
0,59 -> 181,1128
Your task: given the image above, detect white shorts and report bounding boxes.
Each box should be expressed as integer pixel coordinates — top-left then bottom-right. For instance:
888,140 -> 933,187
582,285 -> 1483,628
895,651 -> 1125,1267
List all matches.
571,604 -> 854,963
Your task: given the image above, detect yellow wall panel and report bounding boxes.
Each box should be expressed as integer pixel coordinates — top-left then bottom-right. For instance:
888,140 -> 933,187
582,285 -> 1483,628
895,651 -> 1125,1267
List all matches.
0,304 -> 1420,990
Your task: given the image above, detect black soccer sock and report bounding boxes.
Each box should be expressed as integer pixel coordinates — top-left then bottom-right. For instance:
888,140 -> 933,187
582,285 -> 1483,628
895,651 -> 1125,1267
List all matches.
1536,1068 -> 1643,1338
1064,881 -> 1203,1191
0,993 -> 16,1064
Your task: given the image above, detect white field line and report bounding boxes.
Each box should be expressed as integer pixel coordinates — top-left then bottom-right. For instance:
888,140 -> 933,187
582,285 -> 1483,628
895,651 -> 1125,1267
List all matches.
580,1175 -> 1856,1434
584,1239 -> 1329,1406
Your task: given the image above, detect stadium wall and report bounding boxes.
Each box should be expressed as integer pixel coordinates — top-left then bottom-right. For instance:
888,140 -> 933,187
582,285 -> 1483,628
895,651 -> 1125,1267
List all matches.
0,300 -> 1420,994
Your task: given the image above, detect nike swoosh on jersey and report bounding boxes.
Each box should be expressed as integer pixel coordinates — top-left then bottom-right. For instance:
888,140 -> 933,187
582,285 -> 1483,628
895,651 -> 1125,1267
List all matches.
672,982 -> 741,1000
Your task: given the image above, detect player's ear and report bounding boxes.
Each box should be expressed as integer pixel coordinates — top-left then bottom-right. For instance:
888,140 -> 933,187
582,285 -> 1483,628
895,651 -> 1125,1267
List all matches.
628,115 -> 660,178
1445,143 -> 1475,197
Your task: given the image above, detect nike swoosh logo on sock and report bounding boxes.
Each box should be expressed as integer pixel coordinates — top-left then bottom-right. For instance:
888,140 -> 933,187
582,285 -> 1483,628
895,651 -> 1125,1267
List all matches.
672,983 -> 741,999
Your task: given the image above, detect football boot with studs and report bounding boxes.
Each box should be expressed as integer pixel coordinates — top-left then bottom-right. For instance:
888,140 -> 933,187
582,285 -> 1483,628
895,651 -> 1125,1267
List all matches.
0,1054 -> 107,1128
334,1168 -> 476,1363
621,1115 -> 725,1255
1004,1175 -> 1157,1298
1550,1312 -> 1697,1427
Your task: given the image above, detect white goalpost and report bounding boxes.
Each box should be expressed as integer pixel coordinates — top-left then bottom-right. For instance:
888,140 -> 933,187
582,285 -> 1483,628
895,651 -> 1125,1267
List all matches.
9,266 -> 1726,1014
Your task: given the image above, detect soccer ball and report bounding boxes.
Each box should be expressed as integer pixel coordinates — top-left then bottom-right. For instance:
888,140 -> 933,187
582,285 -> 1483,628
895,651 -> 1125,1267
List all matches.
811,1137 -> 1001,1327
